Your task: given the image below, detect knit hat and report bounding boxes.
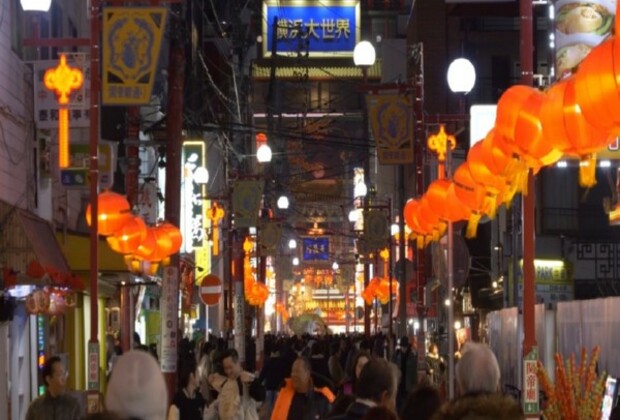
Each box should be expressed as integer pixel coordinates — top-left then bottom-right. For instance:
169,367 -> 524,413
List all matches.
105,350 -> 168,420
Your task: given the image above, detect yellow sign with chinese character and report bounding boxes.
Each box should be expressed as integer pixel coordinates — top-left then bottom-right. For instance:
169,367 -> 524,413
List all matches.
102,7 -> 167,105
367,95 -> 415,164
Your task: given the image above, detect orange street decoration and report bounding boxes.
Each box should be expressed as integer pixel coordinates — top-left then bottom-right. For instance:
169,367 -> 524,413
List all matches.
427,125 -> 456,165
537,346 -> 606,420
106,215 -> 147,254
43,54 -> 84,168
85,191 -> 132,236
206,202 -> 225,256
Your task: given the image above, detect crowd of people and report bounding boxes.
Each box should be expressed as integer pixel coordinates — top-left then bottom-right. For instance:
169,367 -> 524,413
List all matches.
26,332 -> 619,420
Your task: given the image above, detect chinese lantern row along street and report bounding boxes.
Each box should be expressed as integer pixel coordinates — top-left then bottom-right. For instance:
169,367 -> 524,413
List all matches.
242,236 -> 269,306
405,0 -> 620,243
85,191 -> 183,273
361,248 -> 399,305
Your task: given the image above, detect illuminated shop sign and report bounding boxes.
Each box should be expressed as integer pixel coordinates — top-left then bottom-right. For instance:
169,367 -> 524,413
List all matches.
262,0 -> 360,57
302,236 -> 330,261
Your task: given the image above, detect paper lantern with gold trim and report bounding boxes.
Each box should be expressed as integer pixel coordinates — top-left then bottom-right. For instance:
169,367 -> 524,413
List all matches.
426,179 -> 471,222
85,191 -> 131,236
574,38 -> 620,133
452,162 -> 488,238
479,131 -> 527,201
133,227 -> 158,261
467,142 -> 510,218
106,215 -> 147,254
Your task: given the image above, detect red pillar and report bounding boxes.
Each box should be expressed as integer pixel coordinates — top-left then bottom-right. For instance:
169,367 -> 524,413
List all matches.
520,0 -> 539,417
162,32 -> 185,400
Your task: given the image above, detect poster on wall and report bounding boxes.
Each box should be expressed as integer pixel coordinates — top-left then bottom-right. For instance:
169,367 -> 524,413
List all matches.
554,0 -> 616,79
160,267 -> 178,373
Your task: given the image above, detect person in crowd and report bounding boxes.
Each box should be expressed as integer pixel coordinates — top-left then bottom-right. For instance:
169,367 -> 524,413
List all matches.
25,356 -> 81,420
331,358 -> 398,420
271,357 -> 335,420
455,342 -> 500,395
259,342 -> 288,419
426,342 -> 445,388
400,385 -> 442,420
433,342 -> 524,420
327,394 -> 356,418
309,340 -> 333,390
328,340 -> 346,390
391,336 -> 417,409
342,351 -> 370,395
207,348 -> 264,420
168,359 -> 206,420
432,393 -> 523,420
360,406 -> 399,420
198,341 -> 215,404
105,350 -> 168,420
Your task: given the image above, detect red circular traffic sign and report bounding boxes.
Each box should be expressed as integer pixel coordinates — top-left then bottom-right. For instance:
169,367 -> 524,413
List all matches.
199,274 -> 222,306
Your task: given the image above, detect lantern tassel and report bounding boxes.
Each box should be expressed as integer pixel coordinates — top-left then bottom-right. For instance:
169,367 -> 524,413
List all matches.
578,154 -> 597,188
466,212 -> 482,239
416,235 -> 424,249
483,194 -> 498,219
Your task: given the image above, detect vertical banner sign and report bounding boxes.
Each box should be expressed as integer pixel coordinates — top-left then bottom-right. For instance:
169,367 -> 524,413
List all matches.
554,1 -> 615,79
523,346 -> 540,415
258,221 -> 282,256
160,267 -> 179,373
234,281 -> 246,363
60,142 -> 115,189
181,141 -> 207,254
233,181 -> 264,228
367,95 -> 414,164
364,210 -> 389,251
262,0 -> 360,58
87,342 -> 100,390
102,7 -> 167,105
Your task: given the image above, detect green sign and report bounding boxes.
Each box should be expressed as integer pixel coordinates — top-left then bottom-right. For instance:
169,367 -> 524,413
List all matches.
60,143 -> 114,189
88,342 -> 100,391
523,346 -> 539,415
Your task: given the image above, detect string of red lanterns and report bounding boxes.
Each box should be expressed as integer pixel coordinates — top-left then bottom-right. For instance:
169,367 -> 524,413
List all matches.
405,3 -> 620,244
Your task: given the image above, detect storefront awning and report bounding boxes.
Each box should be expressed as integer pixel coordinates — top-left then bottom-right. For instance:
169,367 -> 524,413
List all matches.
0,201 -> 71,276
55,232 -> 127,272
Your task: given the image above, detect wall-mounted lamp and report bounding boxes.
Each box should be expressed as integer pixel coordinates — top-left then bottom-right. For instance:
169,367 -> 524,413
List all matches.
21,0 -> 51,12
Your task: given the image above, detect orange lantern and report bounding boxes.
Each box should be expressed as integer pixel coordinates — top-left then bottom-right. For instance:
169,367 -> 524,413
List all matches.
467,142 -> 508,218
512,88 -> 563,169
106,215 -> 147,254
452,162 -> 487,238
574,39 -> 620,133
157,222 -> 183,255
403,199 -> 432,247
133,227 -> 158,260
425,179 -> 470,223
495,85 -> 534,142
478,131 -> 527,201
85,191 -> 132,236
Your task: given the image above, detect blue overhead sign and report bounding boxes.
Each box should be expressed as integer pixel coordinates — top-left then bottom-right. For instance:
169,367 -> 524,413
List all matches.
302,237 -> 330,262
262,0 -> 360,57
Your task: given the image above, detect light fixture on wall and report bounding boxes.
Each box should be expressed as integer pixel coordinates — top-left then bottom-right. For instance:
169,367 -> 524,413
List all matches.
21,0 -> 52,12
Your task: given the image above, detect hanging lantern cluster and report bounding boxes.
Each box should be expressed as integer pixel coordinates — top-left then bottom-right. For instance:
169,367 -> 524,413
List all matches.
361,249 -> 398,305
25,288 -> 75,315
85,191 -> 182,276
406,4 -> 620,243
242,236 -> 269,306
275,302 -> 290,323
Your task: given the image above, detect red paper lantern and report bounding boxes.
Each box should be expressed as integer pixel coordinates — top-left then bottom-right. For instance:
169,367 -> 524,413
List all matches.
425,179 -> 470,222
134,228 -> 158,261
106,215 -> 147,254
85,191 -> 131,236
157,222 -> 183,255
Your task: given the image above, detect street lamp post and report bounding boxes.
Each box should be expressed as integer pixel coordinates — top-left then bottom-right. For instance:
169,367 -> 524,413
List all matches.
354,40 -> 376,336
446,57 -> 476,399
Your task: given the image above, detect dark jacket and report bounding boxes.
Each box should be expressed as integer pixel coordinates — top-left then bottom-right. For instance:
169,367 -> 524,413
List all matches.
271,378 -> 335,420
329,401 -> 373,420
259,355 -> 287,391
25,392 -> 81,420
392,347 -> 418,395
432,393 -> 524,420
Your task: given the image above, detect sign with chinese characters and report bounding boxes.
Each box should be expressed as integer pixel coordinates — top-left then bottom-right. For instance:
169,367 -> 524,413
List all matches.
87,341 -> 100,390
160,266 -> 178,373
367,95 -> 414,164
523,346 -> 539,415
364,210 -> 389,251
60,142 -> 115,189
302,236 -> 330,262
33,57 -> 89,129
102,7 -> 167,104
181,141 -> 206,253
262,0 -> 360,57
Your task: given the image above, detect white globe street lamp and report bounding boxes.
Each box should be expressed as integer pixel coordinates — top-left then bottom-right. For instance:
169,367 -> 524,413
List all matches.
353,41 -> 376,67
292,257 -> 300,266
447,58 -> 476,94
348,209 -> 358,223
354,182 -> 368,198
256,144 -> 272,163
277,195 -> 289,209
288,239 -> 297,249
332,261 -> 339,271
21,0 -> 51,11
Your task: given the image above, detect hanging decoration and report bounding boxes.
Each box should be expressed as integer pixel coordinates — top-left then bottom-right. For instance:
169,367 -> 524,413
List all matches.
43,54 -> 84,168
85,191 -> 132,236
206,202 -> 225,256
405,1 -> 620,241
